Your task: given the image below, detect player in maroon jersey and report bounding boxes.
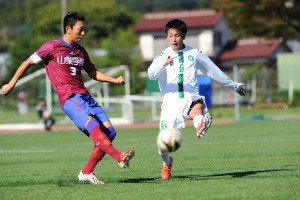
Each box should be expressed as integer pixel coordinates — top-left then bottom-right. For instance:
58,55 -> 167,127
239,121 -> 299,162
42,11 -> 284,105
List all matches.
1,11 -> 134,184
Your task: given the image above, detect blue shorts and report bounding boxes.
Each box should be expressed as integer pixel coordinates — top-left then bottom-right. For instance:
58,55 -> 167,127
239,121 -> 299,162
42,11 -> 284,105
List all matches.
62,93 -> 110,136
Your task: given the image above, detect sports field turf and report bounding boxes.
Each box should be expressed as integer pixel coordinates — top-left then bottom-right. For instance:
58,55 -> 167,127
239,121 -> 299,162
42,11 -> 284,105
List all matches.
0,119 -> 299,199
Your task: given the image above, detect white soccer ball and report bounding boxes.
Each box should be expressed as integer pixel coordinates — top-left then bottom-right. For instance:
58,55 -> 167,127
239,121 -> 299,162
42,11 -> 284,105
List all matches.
42,110 -> 50,119
157,128 -> 182,153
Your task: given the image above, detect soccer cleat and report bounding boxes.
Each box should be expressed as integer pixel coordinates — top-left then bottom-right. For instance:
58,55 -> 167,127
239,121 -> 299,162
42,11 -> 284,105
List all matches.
161,156 -> 173,179
78,170 -> 105,184
118,149 -> 135,168
196,113 -> 212,138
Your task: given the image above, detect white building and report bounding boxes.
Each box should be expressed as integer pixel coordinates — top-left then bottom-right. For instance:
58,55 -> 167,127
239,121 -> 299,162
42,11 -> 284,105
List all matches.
134,9 -> 232,63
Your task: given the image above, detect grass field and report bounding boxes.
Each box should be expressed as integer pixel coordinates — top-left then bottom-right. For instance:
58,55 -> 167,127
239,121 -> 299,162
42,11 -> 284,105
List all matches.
0,119 -> 299,199
0,106 -> 299,124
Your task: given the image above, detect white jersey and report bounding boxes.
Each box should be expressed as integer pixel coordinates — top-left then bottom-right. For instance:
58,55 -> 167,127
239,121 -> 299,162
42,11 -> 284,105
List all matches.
148,45 -> 242,130
148,45 -> 242,102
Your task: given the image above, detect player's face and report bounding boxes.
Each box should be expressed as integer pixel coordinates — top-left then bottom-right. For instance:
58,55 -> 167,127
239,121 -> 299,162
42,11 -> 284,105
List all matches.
167,28 -> 185,51
39,100 -> 45,106
67,20 -> 86,44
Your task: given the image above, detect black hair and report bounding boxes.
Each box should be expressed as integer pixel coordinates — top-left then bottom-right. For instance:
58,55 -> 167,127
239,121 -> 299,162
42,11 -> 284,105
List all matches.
164,19 -> 187,35
63,11 -> 85,34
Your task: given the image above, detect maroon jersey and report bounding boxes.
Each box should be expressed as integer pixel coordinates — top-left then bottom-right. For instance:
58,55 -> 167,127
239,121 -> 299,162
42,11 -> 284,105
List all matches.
30,38 -> 96,107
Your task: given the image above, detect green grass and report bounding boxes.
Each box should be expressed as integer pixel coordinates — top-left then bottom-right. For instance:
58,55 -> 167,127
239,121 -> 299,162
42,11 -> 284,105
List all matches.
0,106 -> 299,124
0,120 -> 299,199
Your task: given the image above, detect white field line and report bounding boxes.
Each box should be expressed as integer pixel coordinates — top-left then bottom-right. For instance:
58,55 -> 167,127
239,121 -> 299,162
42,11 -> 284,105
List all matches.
0,150 -> 54,153
0,123 -> 44,130
0,138 -> 298,154
0,148 -> 87,154
185,138 -> 300,146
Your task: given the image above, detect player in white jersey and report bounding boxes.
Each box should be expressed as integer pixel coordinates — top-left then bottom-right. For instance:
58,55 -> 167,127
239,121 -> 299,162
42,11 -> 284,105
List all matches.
148,19 -> 246,179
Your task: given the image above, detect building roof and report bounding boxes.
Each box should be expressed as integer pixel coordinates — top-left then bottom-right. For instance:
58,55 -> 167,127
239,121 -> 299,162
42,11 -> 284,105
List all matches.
134,9 -> 223,32
219,38 -> 283,60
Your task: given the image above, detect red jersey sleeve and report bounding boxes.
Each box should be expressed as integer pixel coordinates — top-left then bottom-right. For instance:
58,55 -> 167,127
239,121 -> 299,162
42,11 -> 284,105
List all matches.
36,39 -> 60,60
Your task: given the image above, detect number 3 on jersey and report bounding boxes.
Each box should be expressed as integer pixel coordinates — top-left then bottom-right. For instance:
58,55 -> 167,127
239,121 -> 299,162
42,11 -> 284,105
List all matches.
70,66 -> 76,76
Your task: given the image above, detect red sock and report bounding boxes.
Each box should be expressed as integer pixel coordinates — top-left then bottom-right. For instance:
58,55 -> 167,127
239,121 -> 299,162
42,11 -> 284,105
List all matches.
82,146 -> 106,174
90,125 -> 122,162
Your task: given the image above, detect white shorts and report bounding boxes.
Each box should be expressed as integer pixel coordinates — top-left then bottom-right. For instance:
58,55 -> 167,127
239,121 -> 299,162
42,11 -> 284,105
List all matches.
159,94 -> 207,131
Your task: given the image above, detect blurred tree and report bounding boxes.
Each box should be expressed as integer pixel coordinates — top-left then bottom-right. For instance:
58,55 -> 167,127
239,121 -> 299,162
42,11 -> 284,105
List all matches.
0,33 -> 53,86
115,0 -> 211,13
68,0 -> 136,48
0,0 -> 50,28
30,2 -> 62,37
0,0 -> 62,85
0,0 -> 137,50
99,28 -> 138,66
211,0 -> 300,40
0,0 -> 212,52
0,0 -> 51,51
98,28 -> 146,94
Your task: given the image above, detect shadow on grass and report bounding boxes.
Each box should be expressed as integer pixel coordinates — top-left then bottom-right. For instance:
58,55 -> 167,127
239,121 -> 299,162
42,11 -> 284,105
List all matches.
0,169 -> 292,186
119,169 -> 291,183
57,177 -> 78,187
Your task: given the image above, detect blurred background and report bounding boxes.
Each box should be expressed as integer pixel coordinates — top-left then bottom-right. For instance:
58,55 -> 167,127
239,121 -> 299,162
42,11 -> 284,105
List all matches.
0,0 -> 299,130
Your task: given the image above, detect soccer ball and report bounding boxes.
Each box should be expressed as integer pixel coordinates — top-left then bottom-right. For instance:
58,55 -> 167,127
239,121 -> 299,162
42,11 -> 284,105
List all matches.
157,128 -> 182,153
42,110 -> 50,119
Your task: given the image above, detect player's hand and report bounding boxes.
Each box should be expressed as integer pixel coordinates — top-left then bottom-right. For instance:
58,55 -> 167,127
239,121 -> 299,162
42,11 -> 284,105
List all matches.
167,56 -> 174,66
1,83 -> 14,96
114,76 -> 125,85
237,84 -> 246,96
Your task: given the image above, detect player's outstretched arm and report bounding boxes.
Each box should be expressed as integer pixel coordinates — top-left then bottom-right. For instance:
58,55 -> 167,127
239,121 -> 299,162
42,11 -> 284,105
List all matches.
88,70 -> 125,85
1,57 -> 35,96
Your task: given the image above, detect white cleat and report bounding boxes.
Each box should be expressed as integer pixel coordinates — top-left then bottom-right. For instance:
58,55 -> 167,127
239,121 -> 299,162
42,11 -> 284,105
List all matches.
78,170 -> 105,184
196,113 -> 212,138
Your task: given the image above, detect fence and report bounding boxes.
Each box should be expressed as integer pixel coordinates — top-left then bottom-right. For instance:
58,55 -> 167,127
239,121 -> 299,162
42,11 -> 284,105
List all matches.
0,66 -> 296,127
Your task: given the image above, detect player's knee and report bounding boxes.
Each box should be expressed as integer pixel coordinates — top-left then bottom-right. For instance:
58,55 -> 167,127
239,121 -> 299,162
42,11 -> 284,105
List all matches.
102,126 -> 116,141
85,117 -> 99,136
84,116 -> 116,141
84,116 -> 95,130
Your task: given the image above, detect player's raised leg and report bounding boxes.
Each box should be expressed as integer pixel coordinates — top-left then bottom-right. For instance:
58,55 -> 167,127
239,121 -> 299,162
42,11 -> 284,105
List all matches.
74,112 -> 134,184
86,118 -> 135,168
189,100 -> 212,138
118,149 -> 135,168
195,113 -> 212,138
